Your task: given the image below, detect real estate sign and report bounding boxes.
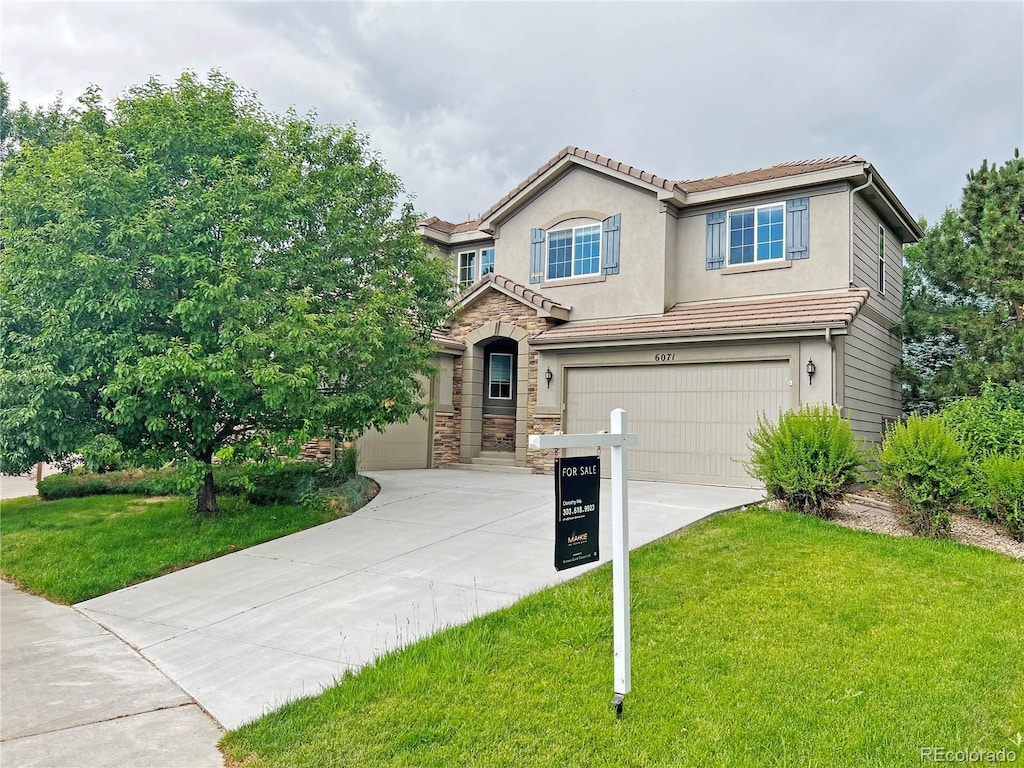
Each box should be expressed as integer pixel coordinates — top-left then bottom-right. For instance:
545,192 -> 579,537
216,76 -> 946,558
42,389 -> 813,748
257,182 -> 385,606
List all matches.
554,455 -> 600,571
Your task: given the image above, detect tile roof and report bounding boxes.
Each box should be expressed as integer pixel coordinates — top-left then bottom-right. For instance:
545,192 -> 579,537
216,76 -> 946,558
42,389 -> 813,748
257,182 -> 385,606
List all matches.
532,289 -> 870,344
419,216 -> 478,234
430,329 -> 464,350
458,272 -> 570,317
422,149 -> 867,235
674,156 -> 866,193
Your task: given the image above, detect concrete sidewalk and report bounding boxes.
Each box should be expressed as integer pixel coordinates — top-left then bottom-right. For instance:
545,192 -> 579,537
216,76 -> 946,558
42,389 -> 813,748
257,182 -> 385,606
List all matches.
0,581 -> 223,768
77,469 -> 761,731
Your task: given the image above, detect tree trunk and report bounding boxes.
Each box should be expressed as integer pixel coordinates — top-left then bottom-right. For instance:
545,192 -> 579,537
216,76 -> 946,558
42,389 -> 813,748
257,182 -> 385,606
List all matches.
196,464 -> 218,517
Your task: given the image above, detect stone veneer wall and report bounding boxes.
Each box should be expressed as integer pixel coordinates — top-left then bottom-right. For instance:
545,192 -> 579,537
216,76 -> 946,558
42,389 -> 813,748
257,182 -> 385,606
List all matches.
432,290 -> 563,472
300,438 -> 334,463
432,358 -> 462,465
481,414 -> 515,451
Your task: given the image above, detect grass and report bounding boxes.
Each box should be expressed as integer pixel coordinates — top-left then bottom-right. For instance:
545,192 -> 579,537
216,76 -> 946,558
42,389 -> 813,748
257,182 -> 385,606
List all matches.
221,509 -> 1024,768
0,475 -> 376,604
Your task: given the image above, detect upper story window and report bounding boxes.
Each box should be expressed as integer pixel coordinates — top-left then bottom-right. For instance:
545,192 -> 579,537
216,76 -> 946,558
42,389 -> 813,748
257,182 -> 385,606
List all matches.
458,251 -> 476,290
878,225 -> 886,294
706,198 -> 808,271
481,247 -> 495,277
547,224 -> 601,280
529,214 -> 620,285
728,203 -> 784,265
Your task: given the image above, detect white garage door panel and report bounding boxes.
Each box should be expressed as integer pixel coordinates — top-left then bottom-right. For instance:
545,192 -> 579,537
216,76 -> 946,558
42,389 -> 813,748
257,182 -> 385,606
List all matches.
356,414 -> 430,471
566,362 -> 789,487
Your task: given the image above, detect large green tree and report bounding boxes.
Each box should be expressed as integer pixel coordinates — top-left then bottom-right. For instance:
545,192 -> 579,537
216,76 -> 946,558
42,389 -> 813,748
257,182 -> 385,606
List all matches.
0,72 -> 452,514
899,151 -> 1024,412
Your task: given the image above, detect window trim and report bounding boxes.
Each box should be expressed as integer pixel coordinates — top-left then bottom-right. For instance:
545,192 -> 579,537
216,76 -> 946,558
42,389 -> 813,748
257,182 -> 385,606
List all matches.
480,247 -> 495,277
877,225 -> 886,295
546,223 -> 602,280
487,352 -> 513,400
726,202 -> 786,266
458,251 -> 477,290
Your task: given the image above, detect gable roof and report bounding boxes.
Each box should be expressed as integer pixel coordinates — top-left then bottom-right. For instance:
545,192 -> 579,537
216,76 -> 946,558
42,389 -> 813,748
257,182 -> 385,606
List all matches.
456,272 -> 571,321
531,288 -> 870,346
420,146 -> 920,243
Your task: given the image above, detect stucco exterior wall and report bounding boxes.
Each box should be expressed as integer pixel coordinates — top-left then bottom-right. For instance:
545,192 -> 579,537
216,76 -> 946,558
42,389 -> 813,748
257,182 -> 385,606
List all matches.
490,166 -> 667,320
673,187 -> 851,304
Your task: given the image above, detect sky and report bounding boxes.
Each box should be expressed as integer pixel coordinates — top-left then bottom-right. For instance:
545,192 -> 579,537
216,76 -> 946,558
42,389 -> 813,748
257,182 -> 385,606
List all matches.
1,1 -> 1021,227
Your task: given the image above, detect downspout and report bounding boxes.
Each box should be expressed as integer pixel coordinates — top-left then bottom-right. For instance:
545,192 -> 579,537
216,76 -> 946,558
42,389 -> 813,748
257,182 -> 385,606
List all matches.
825,327 -> 837,412
848,167 -> 873,287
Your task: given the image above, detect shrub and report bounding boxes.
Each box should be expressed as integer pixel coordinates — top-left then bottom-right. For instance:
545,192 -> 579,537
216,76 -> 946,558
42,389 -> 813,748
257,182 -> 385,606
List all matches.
37,467 -> 178,500
877,415 -> 970,537
978,454 -> 1024,541
940,383 -> 1024,461
216,461 -> 321,506
747,406 -> 865,517
327,444 -> 359,485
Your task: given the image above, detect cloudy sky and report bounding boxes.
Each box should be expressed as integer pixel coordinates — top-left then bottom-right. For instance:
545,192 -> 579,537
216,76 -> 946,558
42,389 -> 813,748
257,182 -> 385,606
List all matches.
2,1 -> 1021,226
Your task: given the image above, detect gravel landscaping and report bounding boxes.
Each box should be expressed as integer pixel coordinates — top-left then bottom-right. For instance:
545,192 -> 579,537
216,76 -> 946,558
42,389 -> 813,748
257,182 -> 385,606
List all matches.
834,493 -> 1024,559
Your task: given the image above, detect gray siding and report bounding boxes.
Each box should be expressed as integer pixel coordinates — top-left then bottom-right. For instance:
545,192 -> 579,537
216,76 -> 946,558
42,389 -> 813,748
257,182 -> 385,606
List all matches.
852,194 -> 903,325
843,314 -> 902,449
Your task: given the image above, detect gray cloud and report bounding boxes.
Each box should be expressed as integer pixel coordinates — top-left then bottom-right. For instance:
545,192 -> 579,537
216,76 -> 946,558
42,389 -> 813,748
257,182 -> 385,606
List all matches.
2,1 -> 1021,225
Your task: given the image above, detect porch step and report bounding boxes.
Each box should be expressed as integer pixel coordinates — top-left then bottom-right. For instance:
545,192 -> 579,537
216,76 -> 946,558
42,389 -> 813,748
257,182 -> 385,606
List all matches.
471,456 -> 518,466
443,462 -> 534,475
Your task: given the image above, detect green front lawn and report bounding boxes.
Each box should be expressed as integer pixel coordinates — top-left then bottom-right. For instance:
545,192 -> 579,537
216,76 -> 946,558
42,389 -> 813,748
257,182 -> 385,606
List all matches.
0,478 -> 374,603
222,510 -> 1023,768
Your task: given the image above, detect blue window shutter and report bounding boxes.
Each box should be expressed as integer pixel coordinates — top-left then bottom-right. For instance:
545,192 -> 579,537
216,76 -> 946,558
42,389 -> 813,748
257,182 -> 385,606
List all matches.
529,228 -> 546,284
786,198 -> 810,260
602,213 -> 621,275
706,211 -> 726,270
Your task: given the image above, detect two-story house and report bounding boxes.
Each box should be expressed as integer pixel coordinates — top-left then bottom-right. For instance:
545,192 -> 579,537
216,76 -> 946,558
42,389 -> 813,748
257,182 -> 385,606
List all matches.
353,147 -> 922,488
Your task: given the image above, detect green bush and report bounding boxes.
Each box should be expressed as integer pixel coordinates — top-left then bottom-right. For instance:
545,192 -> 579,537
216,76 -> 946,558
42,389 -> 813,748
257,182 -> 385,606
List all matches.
877,415 -> 970,537
978,454 -> 1024,541
940,383 -> 1024,461
215,461 -> 321,506
327,444 -> 359,485
747,406 -> 865,517
37,467 -> 178,500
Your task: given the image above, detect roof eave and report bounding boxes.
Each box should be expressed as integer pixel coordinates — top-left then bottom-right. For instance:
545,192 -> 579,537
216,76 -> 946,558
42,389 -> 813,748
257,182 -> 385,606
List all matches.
862,163 -> 925,242
680,165 -> 867,208
531,321 -> 854,348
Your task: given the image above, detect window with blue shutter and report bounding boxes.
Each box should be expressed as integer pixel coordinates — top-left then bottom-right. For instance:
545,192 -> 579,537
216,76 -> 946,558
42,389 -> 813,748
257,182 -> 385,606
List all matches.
785,198 -> 809,260
706,211 -> 726,270
709,198 -> 811,268
529,228 -> 546,284
602,213 -> 621,275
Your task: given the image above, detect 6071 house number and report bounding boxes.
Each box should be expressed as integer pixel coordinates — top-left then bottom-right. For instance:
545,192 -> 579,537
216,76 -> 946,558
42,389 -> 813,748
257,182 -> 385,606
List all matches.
654,353 -> 676,362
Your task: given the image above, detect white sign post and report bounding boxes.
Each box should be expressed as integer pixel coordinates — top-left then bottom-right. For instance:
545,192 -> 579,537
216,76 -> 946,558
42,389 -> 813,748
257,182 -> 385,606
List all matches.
529,408 -> 638,717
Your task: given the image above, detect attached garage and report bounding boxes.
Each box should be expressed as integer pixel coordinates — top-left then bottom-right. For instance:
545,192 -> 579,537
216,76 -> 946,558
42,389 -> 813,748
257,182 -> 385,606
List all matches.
355,413 -> 432,471
565,361 -> 791,487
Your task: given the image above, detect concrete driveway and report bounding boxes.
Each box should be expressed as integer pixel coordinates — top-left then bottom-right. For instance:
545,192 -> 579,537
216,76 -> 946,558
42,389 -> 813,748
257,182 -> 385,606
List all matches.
77,468 -> 762,731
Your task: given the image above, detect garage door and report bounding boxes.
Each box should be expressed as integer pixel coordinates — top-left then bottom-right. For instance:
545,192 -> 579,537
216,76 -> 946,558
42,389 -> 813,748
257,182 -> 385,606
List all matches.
565,361 -> 790,487
356,413 -> 431,471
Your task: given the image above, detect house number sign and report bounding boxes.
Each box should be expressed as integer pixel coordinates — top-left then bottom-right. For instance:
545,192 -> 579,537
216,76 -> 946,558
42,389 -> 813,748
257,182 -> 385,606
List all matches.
654,353 -> 676,362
